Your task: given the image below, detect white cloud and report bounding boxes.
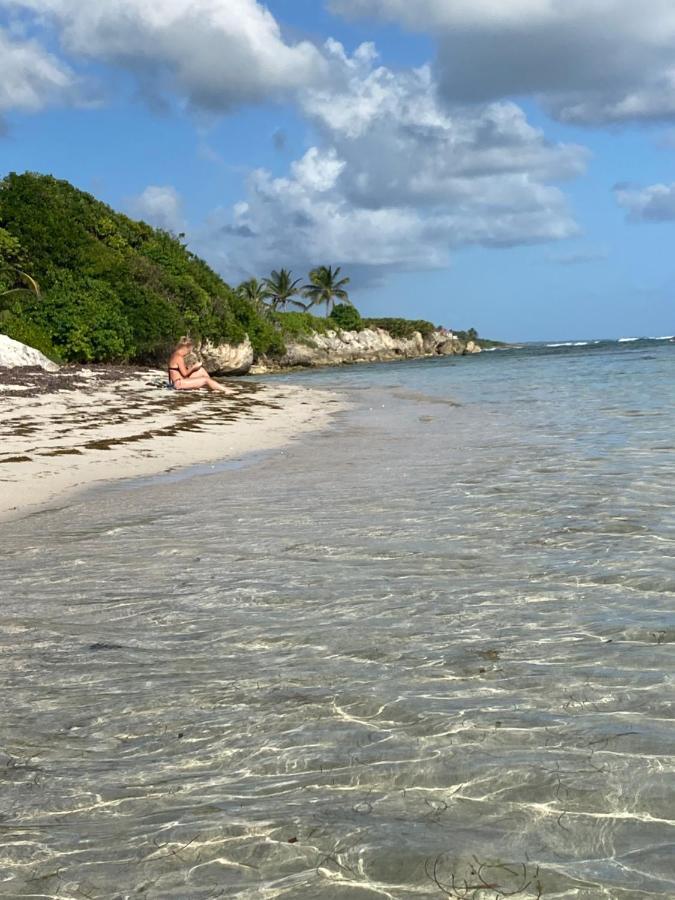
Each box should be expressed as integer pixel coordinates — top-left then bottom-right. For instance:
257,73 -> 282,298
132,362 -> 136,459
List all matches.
0,5 -> 591,279
129,185 -> 184,231
203,43 -> 584,279
291,146 -> 346,192
2,0 -> 325,111
0,26 -> 74,114
301,43 -> 587,208
330,0 -> 675,126
614,182 -> 675,221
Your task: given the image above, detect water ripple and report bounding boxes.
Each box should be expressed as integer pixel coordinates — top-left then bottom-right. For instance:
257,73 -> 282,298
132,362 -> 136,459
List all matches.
1,345 -> 674,897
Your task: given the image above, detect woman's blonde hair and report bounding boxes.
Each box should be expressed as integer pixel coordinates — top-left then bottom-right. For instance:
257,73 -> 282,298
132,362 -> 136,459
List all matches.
175,336 -> 194,350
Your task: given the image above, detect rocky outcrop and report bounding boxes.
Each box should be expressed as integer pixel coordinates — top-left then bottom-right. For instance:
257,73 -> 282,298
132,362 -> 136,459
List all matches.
199,336 -> 254,375
0,334 -> 59,371
251,328 -> 471,374
0,329 -> 479,378
200,327 -> 478,376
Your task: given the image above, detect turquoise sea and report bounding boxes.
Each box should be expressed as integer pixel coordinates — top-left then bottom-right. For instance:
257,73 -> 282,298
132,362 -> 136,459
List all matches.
1,338 -> 674,898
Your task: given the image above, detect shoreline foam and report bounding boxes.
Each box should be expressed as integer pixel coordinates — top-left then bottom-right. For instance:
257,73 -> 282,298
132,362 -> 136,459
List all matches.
0,365 -> 344,522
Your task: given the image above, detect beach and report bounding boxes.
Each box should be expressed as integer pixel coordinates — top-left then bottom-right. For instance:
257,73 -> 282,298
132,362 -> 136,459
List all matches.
1,341 -> 674,897
0,366 -> 344,522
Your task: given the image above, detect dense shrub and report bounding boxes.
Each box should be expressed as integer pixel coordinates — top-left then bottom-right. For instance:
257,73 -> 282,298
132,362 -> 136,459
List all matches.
229,292 -> 285,356
0,172 -> 266,363
454,328 -> 482,344
17,272 -> 135,362
329,303 -> 363,331
362,317 -> 437,338
0,226 -> 24,291
0,308 -> 59,360
273,310 -> 330,340
0,172 -> 464,365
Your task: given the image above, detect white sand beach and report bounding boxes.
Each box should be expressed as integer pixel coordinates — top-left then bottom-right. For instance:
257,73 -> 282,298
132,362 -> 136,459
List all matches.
0,366 -> 343,521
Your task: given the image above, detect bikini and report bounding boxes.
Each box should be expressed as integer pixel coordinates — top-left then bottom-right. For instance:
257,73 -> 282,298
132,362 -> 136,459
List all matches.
168,361 -> 203,387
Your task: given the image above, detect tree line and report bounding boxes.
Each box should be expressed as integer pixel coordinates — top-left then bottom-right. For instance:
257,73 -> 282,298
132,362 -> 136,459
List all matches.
0,173 -> 483,364
237,265 -> 351,315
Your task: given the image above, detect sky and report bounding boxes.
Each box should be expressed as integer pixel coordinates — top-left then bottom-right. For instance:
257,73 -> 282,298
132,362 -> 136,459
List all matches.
1,1 -> 675,341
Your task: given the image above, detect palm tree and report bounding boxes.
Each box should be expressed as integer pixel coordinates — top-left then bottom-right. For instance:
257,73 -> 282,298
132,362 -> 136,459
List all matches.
0,228 -> 39,300
302,265 -> 351,316
0,268 -> 41,301
237,277 -> 267,308
262,268 -> 305,311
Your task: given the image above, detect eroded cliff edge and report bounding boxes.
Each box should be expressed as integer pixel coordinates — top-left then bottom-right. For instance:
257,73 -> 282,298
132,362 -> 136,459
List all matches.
201,328 -> 481,376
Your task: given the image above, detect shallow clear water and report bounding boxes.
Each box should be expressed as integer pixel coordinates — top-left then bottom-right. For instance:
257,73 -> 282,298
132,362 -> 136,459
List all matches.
1,341 -> 674,898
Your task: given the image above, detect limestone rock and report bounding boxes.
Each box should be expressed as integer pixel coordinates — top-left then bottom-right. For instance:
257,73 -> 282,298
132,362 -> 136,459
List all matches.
199,337 -> 254,375
464,340 -> 482,354
0,334 -> 59,371
255,327 -> 467,373
436,337 -> 463,355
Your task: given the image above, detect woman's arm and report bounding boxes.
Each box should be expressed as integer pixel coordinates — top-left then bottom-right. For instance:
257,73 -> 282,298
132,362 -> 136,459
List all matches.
170,354 -> 191,378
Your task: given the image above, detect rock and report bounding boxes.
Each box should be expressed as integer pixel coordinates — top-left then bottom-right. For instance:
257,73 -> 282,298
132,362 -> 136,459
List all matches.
0,334 -> 59,371
199,337 -> 254,375
254,327 -> 470,373
464,340 -> 482,354
202,327 -> 474,376
437,337 -> 463,355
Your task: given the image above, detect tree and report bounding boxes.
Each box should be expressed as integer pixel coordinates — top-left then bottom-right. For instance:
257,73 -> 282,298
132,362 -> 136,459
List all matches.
0,172 -> 282,361
0,268 -> 41,300
467,327 -> 478,342
330,302 -> 362,331
262,268 -> 305,311
302,265 -> 351,316
0,226 -> 40,300
237,277 -> 267,308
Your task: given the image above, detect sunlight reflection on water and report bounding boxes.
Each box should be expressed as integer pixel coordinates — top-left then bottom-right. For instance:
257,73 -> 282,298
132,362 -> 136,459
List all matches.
1,342 -> 674,898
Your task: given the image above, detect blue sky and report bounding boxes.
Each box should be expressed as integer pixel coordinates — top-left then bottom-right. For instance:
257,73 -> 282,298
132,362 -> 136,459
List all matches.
1,0 -> 674,341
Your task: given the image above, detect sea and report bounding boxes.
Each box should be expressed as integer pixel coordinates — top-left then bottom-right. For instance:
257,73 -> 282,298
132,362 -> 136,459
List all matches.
1,337 -> 674,898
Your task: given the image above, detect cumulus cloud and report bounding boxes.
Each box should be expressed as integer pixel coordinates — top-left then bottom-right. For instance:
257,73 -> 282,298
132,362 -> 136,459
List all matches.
330,0 -> 675,126
2,0 -> 325,111
0,26 -> 74,115
129,185 -> 184,232
203,42 -> 584,279
302,41 -> 587,204
614,182 -> 675,221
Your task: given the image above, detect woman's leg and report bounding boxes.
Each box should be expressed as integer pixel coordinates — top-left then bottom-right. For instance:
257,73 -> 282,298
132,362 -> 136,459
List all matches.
194,367 -> 233,392
174,375 -> 210,391
175,374 -> 230,393
206,376 -> 231,393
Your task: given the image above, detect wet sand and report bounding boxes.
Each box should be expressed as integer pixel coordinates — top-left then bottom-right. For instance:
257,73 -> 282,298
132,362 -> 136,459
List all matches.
0,365 -> 343,521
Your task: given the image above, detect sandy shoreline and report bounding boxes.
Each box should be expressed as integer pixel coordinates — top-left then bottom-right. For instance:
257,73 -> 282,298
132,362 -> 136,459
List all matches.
0,365 -> 344,522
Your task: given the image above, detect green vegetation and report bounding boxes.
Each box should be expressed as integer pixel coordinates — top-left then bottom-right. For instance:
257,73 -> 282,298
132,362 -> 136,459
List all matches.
262,269 -> 306,311
0,172 -> 279,362
272,310 -> 330,340
302,265 -> 351,315
0,172 -> 494,365
453,327 -> 502,348
329,303 -> 363,331
236,277 -> 267,308
0,225 -> 26,289
362,317 -> 438,338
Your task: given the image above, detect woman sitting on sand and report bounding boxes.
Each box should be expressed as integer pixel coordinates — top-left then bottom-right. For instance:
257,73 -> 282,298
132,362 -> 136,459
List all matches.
167,337 -> 230,393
